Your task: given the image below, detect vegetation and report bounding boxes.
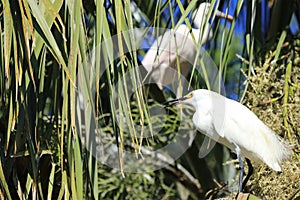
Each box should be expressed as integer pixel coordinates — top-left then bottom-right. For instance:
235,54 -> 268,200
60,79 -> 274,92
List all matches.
0,0 -> 299,199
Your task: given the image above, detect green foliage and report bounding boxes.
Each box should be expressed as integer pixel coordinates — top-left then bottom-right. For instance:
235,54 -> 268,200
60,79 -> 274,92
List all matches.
242,33 -> 300,199
98,167 -> 179,199
0,0 -> 299,199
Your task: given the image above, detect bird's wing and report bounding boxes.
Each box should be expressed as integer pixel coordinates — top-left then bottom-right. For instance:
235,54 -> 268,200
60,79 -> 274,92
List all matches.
210,93 -> 227,138
221,99 -> 290,169
142,26 -> 197,69
222,99 -> 263,149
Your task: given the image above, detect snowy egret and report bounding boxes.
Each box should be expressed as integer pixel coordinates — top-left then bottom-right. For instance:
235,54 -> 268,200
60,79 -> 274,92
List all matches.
165,89 -> 291,192
142,3 -> 233,90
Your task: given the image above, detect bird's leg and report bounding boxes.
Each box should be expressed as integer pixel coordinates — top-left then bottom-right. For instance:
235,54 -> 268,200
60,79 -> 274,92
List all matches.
242,158 -> 253,191
234,145 -> 244,193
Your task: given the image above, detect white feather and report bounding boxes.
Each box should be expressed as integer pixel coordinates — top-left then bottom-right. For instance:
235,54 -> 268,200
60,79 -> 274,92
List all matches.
184,89 -> 290,171
142,3 -> 232,90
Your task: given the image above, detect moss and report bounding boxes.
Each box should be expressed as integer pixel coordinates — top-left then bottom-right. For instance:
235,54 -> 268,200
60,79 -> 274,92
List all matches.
240,35 -> 300,199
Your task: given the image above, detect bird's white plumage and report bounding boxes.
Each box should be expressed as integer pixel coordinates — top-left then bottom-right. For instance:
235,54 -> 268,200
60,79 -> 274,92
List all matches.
142,3 -> 232,89
181,89 -> 290,171
142,24 -> 198,88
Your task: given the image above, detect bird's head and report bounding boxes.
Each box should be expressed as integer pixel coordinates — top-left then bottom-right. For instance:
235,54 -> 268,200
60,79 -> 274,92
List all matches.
164,91 -> 196,107
192,2 -> 233,28
164,89 -> 216,108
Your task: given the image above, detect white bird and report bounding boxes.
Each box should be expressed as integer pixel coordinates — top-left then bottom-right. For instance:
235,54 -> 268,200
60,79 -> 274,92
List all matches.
142,3 -> 233,92
165,89 -> 291,192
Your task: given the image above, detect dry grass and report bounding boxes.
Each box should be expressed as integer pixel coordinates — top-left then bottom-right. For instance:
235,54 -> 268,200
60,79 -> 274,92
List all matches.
240,41 -> 300,199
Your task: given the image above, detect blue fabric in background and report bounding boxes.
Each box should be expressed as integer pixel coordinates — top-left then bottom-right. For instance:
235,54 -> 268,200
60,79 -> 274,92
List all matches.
159,0 -> 188,28
260,0 -> 271,42
290,14 -> 300,35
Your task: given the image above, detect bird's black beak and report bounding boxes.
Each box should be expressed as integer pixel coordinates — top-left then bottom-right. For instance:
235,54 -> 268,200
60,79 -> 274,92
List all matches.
163,96 -> 188,107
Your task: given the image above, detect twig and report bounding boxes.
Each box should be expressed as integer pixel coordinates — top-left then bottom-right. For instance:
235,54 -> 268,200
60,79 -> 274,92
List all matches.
250,93 -> 284,108
283,61 -> 292,142
162,163 -> 205,199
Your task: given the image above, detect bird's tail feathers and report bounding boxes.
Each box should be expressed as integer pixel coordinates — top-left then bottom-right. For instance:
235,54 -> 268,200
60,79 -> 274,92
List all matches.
266,134 -> 292,171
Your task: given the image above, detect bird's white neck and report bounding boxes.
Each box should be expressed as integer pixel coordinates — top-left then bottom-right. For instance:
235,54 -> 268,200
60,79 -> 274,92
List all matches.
176,24 -> 212,46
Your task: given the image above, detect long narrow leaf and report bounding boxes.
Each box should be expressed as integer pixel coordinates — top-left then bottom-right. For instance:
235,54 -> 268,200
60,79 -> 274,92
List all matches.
27,0 -> 74,86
